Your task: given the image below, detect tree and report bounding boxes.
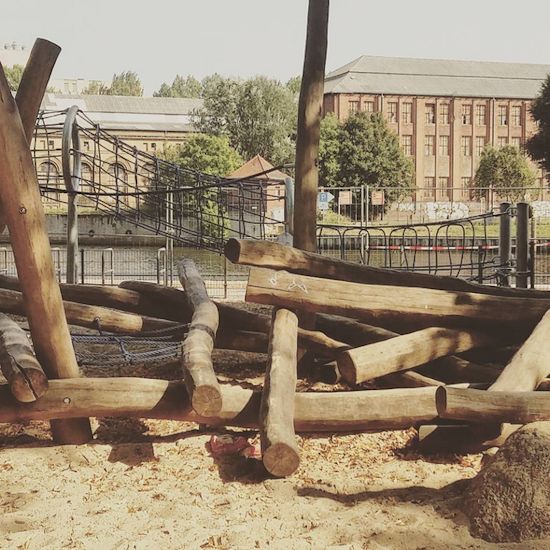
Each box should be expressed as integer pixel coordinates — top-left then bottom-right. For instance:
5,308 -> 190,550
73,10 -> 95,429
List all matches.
82,80 -> 109,95
526,74 -> 550,179
109,71 -> 143,96
318,112 -> 341,187
5,64 -> 23,91
472,145 -> 536,202
162,134 -> 242,176
195,75 -> 297,165
154,75 -> 202,98
286,75 -> 301,96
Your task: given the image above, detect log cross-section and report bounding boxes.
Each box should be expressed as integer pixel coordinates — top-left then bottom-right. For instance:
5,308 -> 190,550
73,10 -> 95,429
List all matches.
0,314 -> 48,402
260,308 -> 300,477
178,259 -> 222,416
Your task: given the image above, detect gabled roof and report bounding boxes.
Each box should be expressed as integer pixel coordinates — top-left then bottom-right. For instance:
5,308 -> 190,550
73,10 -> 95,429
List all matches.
229,154 -> 289,181
324,55 -> 550,99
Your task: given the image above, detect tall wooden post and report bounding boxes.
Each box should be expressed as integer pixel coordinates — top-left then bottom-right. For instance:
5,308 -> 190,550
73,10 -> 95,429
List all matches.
516,202 -> 529,289
498,202 -> 511,287
0,54 -> 92,444
293,0 -> 330,253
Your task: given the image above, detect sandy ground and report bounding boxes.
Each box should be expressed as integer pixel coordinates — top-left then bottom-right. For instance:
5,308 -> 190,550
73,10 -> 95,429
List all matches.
1,318 -> 549,549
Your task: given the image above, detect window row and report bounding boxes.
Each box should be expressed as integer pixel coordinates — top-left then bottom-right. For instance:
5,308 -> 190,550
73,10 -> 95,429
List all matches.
421,135 -> 522,156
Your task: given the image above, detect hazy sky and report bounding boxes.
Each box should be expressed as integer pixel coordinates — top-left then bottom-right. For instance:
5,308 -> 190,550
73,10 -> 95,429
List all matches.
3,1 -> 550,95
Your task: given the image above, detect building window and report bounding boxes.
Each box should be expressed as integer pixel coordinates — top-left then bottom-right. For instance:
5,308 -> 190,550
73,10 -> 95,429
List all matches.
511,105 -> 522,126
401,135 -> 413,156
439,135 -> 449,156
349,100 -> 360,113
364,101 -> 374,113
462,104 -> 472,125
498,105 -> 508,126
462,177 -> 472,199
387,101 -> 398,123
425,103 -> 435,124
424,135 -> 435,156
402,102 -> 412,124
423,177 -> 436,199
143,143 -> 149,152
83,140 -> 90,152
48,140 -> 55,149
512,137 -> 522,149
475,136 -> 486,156
461,136 -> 472,156
497,136 -> 508,148
476,104 -> 487,125
151,142 -> 157,151
439,103 -> 450,125
438,177 -> 451,200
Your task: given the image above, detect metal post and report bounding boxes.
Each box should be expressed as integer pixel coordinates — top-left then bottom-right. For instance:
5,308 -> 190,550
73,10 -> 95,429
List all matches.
80,248 -> 85,284
516,202 -> 529,289
223,255 -> 228,300
283,177 -> 295,242
477,244 -> 484,284
498,202 -> 511,286
529,240 -> 536,290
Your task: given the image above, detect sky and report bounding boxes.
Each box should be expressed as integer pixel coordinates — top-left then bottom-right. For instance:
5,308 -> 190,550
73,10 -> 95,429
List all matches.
2,0 -> 550,95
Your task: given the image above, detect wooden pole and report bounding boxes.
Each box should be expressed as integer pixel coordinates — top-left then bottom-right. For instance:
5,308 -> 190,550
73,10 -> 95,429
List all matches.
226,238 -> 550,299
0,59 -> 91,443
260,308 -> 300,477
178,259 -> 222,416
0,313 -> 48,402
0,378 -> 439,431
245,268 -> 548,334
337,327 -> 497,385
515,202 -> 530,289
294,0 -> 329,252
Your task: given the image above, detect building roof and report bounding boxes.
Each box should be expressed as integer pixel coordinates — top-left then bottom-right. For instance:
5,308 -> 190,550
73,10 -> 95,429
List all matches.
229,155 -> 289,181
324,55 -> 550,99
41,93 -> 203,133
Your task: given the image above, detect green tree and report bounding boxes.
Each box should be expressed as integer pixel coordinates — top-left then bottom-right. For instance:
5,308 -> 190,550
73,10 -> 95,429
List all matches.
286,75 -> 301,96
5,64 -> 23,91
333,112 -> 413,200
195,75 -> 297,165
526,74 -> 550,178
108,71 -> 143,96
82,80 -> 109,95
154,74 -> 202,98
472,145 -> 536,201
163,134 -> 242,176
318,112 -> 341,187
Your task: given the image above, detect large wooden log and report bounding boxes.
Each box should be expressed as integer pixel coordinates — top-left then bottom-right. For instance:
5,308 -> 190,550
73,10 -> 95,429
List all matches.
215,330 -> 268,354
260,309 -> 300,477
118,280 -> 348,356
0,378 -> 439,431
227,238 -> 550,299
436,387 -> 550,424
337,327 -> 497,385
178,259 -> 222,417
0,58 -> 91,443
0,287 -> 174,334
246,268 -> 549,334
0,314 -> 47,402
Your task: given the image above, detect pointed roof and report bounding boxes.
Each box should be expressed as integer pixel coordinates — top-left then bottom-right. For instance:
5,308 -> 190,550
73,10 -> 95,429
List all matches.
229,154 -> 289,181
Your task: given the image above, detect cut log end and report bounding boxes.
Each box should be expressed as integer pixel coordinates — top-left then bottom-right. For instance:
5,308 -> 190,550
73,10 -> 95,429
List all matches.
262,442 -> 300,477
10,368 -> 49,402
191,385 -> 223,417
50,418 -> 93,445
224,239 -> 241,264
336,351 -> 357,385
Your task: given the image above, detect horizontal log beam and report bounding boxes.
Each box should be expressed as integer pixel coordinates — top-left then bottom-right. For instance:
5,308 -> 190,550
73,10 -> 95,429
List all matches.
226,238 -> 550,299
436,386 -> 550,424
0,378 -> 439,432
246,268 -> 548,334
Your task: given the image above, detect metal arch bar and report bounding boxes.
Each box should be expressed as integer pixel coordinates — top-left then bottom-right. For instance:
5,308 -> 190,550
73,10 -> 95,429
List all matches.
62,105 -> 82,193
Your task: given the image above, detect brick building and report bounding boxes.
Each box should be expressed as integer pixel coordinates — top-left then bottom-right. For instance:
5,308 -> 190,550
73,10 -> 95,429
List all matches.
323,55 -> 550,201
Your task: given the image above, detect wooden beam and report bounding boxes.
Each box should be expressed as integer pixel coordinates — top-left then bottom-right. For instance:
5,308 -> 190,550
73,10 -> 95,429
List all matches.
0,58 -> 91,444
0,314 -> 47,402
215,330 -> 268,354
337,327 -> 497,385
294,0 -> 329,252
0,378 -> 439,431
246,268 -> 549,334
178,259 -> 222,417
436,386 -> 550,424
227,238 -> 550,299
260,309 -> 300,477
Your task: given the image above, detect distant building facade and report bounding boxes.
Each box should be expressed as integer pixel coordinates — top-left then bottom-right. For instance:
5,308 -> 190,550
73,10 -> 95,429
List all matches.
323,55 -> 550,201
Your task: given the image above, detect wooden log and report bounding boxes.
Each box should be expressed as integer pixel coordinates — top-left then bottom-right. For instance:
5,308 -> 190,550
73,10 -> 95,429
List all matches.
337,327 -> 497,385
0,287 -> 175,334
178,259 -> 222,417
119,280 -> 348,356
260,308 -> 300,477
215,331 -> 268,354
227,238 -> 550,299
246,268 -> 549,334
0,378 -> 439,431
419,357 -> 502,384
437,386 -> 550,424
0,59 -> 91,444
0,314 -> 48,402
